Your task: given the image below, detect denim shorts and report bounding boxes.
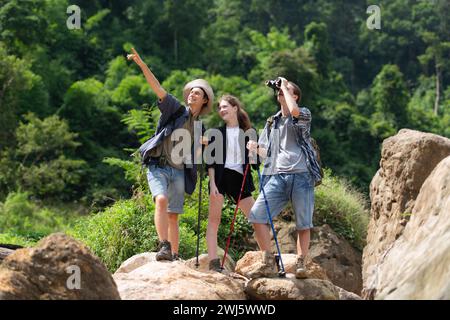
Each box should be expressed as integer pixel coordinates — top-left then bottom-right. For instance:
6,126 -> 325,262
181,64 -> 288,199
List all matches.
147,164 -> 185,214
248,172 -> 315,230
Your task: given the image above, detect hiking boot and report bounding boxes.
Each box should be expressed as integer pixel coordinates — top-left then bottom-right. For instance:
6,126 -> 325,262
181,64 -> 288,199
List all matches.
209,258 -> 223,273
156,240 -> 173,261
248,251 -> 278,278
295,255 -> 308,279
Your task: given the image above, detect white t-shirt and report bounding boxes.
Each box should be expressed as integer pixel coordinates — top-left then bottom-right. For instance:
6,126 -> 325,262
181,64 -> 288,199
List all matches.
224,126 -> 243,174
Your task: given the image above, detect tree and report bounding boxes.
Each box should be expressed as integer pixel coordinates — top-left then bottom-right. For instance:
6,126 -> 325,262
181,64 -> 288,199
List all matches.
370,64 -> 409,136
303,22 -> 331,76
0,44 -> 49,149
414,0 -> 450,115
0,113 -> 86,200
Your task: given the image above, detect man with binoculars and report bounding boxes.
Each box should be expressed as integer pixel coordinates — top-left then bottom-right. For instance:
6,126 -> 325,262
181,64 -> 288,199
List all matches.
247,77 -> 321,279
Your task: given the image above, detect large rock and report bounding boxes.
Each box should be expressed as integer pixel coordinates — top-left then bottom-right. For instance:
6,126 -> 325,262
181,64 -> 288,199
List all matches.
0,233 -> 120,300
245,277 -> 339,300
366,156 -> 450,299
271,220 -> 362,294
235,251 -> 278,278
309,225 -> 362,294
0,248 -> 14,262
113,254 -> 246,300
281,254 -> 328,280
363,130 -> 450,298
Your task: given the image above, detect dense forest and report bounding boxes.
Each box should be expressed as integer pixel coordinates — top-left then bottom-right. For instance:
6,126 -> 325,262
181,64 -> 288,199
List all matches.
0,0 -> 448,250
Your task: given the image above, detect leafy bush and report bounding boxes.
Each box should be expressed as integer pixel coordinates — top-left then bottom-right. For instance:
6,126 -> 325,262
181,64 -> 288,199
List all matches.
69,197 -> 157,272
0,191 -> 75,241
70,193 -> 208,272
314,169 -> 369,251
0,233 -> 36,247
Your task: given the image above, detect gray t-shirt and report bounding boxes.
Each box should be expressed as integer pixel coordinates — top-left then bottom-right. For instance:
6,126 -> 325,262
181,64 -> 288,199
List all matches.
276,116 -> 308,173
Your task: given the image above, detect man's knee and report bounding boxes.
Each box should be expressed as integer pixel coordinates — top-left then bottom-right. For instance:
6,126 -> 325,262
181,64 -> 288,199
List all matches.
168,213 -> 179,223
155,194 -> 168,207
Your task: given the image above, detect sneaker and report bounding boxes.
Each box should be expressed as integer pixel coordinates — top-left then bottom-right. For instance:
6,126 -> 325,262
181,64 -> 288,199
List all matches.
295,255 -> 308,279
156,240 -> 173,261
209,258 -> 223,272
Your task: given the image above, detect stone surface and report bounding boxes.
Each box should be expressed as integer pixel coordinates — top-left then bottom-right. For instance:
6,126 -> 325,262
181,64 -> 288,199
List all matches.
309,225 -> 362,294
337,287 -> 363,300
366,156 -> 450,299
245,277 -> 339,300
0,233 -> 120,300
280,254 -> 329,280
115,252 -> 156,274
271,220 -> 362,294
363,130 -> 450,298
235,251 -> 278,279
113,255 -> 246,300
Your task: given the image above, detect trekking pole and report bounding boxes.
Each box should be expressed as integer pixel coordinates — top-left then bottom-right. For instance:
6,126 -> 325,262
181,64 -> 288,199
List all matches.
221,163 -> 251,269
195,141 -> 204,268
256,167 -> 286,277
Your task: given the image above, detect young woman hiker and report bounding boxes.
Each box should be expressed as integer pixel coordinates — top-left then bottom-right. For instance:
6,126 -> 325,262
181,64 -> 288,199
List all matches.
206,95 -> 264,272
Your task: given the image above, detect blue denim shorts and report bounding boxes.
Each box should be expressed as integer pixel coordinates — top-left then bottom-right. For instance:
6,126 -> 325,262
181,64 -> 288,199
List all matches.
147,164 -> 185,214
249,172 -> 315,230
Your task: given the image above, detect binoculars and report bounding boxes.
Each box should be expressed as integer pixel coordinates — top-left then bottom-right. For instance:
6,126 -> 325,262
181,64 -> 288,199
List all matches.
265,77 -> 282,90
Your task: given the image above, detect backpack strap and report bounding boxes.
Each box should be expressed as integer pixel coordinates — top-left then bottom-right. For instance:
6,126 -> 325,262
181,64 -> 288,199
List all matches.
266,116 -> 274,139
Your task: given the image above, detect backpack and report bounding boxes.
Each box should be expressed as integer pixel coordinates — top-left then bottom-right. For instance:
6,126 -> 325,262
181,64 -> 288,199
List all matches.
266,115 -> 323,186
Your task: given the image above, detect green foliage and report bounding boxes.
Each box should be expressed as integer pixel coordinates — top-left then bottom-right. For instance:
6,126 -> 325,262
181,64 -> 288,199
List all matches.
0,113 -> 86,200
314,169 -> 369,251
0,233 -> 36,247
69,197 -> 158,271
0,44 -> 49,149
0,191 -> 75,241
16,113 -> 80,158
122,107 -> 156,143
70,193 -> 207,272
371,64 -> 409,128
14,113 -> 86,199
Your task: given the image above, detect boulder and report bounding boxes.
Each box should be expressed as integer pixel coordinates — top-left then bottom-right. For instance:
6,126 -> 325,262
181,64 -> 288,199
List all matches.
0,248 -> 14,262
235,251 -> 278,279
363,130 -> 450,298
271,220 -> 362,294
115,252 -> 157,274
273,220 -> 298,253
337,287 -> 363,300
113,254 -> 246,300
0,233 -> 120,300
366,156 -> 450,299
309,225 -> 362,294
245,277 -> 339,300
235,251 -> 328,280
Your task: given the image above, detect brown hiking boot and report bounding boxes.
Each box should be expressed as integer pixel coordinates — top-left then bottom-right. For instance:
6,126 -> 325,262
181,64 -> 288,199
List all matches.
295,255 -> 308,279
209,258 -> 223,273
246,251 -> 278,278
156,240 -> 173,261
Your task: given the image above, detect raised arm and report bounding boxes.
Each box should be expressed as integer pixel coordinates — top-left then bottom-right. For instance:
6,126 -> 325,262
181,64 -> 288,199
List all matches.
127,48 -> 167,100
279,77 -> 300,118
